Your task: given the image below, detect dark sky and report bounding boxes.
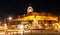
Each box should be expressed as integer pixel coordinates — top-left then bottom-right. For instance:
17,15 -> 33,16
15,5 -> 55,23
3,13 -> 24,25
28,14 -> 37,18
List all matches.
0,0 -> 60,21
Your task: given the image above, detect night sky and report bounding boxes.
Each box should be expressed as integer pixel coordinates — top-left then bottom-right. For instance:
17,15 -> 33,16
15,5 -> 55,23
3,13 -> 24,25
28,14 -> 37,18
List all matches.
0,0 -> 60,21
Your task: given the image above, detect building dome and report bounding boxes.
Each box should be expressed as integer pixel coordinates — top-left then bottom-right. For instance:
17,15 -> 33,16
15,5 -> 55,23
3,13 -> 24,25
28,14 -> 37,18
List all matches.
27,5 -> 33,13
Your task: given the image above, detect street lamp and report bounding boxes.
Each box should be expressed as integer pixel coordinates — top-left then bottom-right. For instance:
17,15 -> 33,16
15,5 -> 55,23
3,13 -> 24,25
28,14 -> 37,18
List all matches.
4,17 -> 12,23
4,17 -> 12,24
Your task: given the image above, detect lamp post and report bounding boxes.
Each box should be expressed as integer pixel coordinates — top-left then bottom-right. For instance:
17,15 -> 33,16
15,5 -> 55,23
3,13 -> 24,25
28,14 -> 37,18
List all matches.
4,17 -> 12,35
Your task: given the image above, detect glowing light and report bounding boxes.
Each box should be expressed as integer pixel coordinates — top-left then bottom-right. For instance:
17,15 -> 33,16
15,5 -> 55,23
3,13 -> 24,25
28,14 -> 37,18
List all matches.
0,32 -> 5,34
20,24 -> 24,30
4,24 -> 7,29
8,17 -> 12,20
29,9 -> 32,12
4,24 -> 6,26
20,24 -> 24,35
45,24 -> 47,26
54,25 -> 58,29
24,30 -> 31,32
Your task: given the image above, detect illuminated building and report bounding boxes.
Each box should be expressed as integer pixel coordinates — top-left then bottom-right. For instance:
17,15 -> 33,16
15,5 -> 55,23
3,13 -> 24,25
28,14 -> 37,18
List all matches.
8,5 -> 59,30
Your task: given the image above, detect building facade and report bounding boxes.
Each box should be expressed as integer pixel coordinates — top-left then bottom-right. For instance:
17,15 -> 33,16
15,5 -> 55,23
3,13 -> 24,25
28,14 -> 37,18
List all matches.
7,5 -> 59,30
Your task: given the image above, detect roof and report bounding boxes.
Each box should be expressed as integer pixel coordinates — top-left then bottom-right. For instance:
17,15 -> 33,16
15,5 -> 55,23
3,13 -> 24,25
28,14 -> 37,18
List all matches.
13,12 -> 58,21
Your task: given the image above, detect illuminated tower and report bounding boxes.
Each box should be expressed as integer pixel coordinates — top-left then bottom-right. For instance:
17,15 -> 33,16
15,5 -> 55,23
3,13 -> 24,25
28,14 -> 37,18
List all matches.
27,5 -> 33,13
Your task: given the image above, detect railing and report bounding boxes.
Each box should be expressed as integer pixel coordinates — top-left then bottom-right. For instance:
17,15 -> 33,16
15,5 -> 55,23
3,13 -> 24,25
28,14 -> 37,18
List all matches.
5,30 -> 32,35
3,30 -> 60,35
